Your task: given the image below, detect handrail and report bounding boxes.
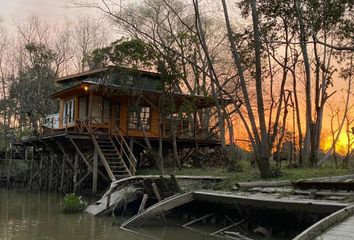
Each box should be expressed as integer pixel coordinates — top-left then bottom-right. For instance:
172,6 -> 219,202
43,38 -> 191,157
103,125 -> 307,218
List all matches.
112,124 -> 137,175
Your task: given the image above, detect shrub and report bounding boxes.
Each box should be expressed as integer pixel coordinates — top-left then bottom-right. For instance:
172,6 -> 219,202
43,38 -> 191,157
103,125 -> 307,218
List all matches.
62,193 -> 87,213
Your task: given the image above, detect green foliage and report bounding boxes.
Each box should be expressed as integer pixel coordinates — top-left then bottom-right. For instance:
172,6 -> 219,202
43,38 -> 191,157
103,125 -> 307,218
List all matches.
61,193 -> 87,214
15,128 -> 33,140
87,37 -> 156,70
9,42 -> 59,129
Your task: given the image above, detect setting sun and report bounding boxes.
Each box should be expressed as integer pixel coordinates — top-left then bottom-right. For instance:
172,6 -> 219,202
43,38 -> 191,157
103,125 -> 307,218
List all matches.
321,132 -> 354,156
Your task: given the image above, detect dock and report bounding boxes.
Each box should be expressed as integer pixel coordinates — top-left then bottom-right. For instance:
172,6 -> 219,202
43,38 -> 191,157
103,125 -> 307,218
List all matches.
119,190 -> 351,239
293,205 -> 354,240
316,214 -> 354,240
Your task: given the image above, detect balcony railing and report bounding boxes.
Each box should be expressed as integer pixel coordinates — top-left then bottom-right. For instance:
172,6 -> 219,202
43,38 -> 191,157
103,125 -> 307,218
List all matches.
41,114 -> 219,141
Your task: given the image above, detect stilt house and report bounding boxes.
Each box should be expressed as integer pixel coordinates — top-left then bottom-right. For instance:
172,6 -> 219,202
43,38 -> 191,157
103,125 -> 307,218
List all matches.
19,67 -> 222,193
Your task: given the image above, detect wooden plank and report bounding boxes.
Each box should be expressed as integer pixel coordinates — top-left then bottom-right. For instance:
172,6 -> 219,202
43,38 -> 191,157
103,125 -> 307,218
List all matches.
293,205 -> 354,240
182,212 -> 215,227
193,191 -> 348,214
152,182 -> 162,201
138,194 -> 149,214
91,136 -> 116,181
73,153 -> 78,192
68,137 -> 92,171
235,180 -> 292,190
121,192 -> 194,228
92,148 -> 98,195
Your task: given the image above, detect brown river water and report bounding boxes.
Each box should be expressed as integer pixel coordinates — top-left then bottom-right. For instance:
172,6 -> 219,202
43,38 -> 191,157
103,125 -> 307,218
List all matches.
0,188 -> 217,240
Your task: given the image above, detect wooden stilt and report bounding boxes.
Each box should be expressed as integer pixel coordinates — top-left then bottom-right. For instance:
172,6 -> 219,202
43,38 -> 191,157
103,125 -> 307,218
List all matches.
73,153 -> 78,192
6,141 -> 13,188
60,154 -> 66,193
39,155 -> 43,189
23,147 -> 28,181
92,148 -> 98,195
129,138 -> 135,175
48,155 -> 54,191
29,147 -> 34,189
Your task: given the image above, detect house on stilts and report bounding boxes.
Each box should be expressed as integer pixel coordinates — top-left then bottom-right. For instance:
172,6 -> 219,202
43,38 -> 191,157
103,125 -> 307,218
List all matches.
17,67 -> 222,194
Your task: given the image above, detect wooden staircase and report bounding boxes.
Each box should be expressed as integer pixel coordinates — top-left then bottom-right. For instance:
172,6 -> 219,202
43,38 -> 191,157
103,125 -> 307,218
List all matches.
92,128 -> 137,182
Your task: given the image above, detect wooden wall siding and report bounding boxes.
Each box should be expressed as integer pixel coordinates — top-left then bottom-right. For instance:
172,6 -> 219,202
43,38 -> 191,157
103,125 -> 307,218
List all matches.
56,93 -> 161,138
79,96 -> 87,118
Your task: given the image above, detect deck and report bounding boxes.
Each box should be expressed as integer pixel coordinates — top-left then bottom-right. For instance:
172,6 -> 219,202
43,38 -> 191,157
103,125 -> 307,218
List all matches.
315,214 -> 354,240
293,205 -> 354,240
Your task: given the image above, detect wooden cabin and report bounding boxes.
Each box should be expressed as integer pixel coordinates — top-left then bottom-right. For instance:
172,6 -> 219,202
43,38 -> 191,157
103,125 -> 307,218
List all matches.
18,67 -> 222,194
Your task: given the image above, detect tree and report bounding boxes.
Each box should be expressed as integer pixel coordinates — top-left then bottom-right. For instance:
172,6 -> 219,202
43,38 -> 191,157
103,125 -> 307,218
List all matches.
72,17 -> 111,72
9,42 -> 59,130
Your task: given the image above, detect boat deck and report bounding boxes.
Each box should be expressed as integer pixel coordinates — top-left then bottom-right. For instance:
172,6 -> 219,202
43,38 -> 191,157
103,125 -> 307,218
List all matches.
314,214 -> 354,240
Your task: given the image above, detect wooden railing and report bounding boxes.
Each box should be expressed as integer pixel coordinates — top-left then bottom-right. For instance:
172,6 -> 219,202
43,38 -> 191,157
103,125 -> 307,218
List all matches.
41,114 -> 219,143
111,124 -> 137,176
75,116 -> 112,134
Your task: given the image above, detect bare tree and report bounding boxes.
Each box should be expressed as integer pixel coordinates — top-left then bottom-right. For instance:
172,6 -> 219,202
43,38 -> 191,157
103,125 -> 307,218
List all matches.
71,17 -> 111,72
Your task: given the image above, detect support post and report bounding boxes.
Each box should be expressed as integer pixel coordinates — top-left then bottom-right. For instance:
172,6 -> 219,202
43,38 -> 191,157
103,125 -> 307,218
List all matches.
60,154 -> 66,193
73,153 -> 79,192
48,155 -> 54,191
29,147 -> 34,189
92,148 -> 98,195
6,140 -> 13,188
88,90 -> 93,133
39,155 -> 43,189
129,138 -> 135,175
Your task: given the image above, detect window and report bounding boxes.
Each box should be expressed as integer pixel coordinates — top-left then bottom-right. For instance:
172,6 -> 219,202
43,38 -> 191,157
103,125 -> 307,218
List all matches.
63,98 -> 75,125
129,106 -> 151,130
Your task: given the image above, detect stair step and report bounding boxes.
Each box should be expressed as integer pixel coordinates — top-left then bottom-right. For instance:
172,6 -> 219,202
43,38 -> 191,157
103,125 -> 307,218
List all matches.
100,145 -> 115,149
98,142 -> 112,146
115,175 -> 131,179
112,169 -> 128,172
112,171 -> 128,176
102,150 -> 117,153
105,158 -> 122,161
109,164 -> 125,167
97,139 -> 112,143
107,161 -> 124,164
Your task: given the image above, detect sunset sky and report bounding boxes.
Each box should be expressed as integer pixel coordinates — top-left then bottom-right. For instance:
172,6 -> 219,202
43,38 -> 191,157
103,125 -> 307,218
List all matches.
1,0 -> 353,155
0,0 -> 97,25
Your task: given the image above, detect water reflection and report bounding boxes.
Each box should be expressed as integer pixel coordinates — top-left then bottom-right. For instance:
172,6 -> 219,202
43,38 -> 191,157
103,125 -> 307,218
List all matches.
0,189 -> 142,240
0,189 -> 217,240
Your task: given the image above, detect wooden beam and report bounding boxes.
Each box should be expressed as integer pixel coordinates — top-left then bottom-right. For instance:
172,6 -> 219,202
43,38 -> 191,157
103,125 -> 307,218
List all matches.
48,155 -> 54,191
73,153 -> 79,192
29,147 -> 34,189
293,205 -> 354,240
92,148 -> 98,195
88,90 -> 93,133
182,212 -> 216,227
91,136 -> 116,181
121,192 -> 194,228
75,171 -> 91,189
6,141 -> 13,187
68,137 -> 92,171
60,154 -> 66,192
138,194 -> 149,214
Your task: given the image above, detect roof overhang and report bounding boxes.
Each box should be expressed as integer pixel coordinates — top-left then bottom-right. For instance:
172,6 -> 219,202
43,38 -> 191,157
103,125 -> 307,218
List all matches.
52,82 -> 231,109
55,67 -> 161,83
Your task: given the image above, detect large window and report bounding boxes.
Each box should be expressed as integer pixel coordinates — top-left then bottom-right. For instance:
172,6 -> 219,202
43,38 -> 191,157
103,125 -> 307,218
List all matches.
63,98 -> 75,125
129,106 -> 151,130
